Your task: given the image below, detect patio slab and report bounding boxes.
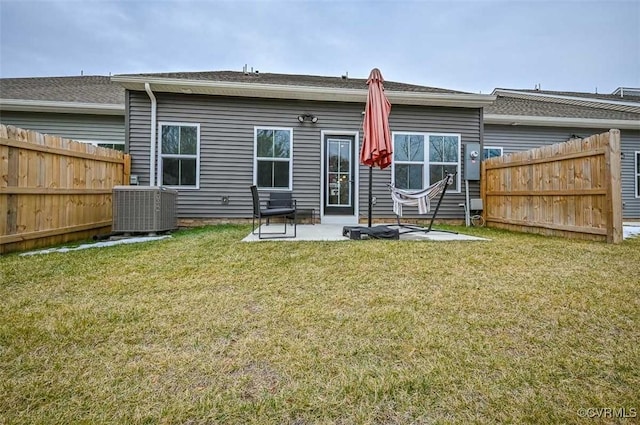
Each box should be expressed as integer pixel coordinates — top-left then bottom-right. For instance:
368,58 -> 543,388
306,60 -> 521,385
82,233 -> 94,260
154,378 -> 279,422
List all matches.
242,224 -> 489,242
623,224 -> 640,240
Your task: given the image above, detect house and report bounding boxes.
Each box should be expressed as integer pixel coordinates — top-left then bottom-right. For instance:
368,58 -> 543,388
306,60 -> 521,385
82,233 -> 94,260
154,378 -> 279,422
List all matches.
111,70 -> 495,225
484,88 -> 640,219
0,76 -> 125,151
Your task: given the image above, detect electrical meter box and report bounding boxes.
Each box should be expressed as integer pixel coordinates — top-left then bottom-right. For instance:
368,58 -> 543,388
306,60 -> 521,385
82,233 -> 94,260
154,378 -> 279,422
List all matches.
463,143 -> 481,181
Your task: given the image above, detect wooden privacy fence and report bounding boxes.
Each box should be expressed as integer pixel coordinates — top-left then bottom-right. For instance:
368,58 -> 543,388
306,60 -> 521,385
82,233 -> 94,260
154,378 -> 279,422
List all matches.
481,130 -> 622,243
0,125 -> 130,254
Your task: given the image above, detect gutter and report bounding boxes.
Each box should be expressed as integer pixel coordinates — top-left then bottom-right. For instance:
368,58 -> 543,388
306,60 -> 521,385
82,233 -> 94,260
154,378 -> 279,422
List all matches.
112,75 -> 496,108
0,98 -> 124,115
484,114 -> 640,130
144,83 -> 157,186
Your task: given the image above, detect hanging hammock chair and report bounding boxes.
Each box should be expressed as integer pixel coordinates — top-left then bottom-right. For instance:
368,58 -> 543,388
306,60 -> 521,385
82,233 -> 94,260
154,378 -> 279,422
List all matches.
389,173 -> 457,234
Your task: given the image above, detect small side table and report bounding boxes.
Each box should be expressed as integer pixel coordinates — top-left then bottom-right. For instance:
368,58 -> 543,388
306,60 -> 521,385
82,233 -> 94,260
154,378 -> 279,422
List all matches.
294,209 -> 316,224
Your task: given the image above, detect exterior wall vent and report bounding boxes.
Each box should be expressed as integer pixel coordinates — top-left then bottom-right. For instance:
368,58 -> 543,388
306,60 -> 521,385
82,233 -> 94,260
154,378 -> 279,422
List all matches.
113,186 -> 178,233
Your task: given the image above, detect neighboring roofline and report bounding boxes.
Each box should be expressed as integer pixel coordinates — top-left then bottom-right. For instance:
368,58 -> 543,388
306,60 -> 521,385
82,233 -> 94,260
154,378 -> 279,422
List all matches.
0,98 -> 125,115
493,89 -> 640,109
612,87 -> 640,96
111,75 -> 496,108
484,113 -> 640,130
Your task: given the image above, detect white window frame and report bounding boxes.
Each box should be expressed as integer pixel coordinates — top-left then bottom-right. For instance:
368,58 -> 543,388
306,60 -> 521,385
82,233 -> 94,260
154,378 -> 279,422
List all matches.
391,132 -> 461,193
393,133 -> 427,190
157,121 -> 200,189
635,151 -> 640,198
253,126 -> 294,191
483,146 -> 503,160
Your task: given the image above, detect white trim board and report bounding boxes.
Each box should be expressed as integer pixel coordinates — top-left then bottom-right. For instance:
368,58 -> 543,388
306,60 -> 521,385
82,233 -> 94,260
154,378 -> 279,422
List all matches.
484,114 -> 640,130
0,99 -> 124,115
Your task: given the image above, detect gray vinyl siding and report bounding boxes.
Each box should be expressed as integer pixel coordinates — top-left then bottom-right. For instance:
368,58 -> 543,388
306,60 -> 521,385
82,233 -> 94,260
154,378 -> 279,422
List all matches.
0,111 -> 124,144
484,124 -> 640,219
128,91 -> 481,220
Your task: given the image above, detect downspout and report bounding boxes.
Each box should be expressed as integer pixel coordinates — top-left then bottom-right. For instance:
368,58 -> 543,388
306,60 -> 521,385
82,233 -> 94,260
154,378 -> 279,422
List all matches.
144,83 -> 157,186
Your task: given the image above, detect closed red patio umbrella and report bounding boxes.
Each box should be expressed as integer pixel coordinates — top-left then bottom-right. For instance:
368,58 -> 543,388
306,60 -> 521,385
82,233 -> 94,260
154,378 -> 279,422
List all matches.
361,68 -> 392,227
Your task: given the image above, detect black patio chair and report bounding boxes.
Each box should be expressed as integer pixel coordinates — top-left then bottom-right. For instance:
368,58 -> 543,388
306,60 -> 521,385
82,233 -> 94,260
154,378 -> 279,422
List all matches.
266,192 -> 293,225
250,185 -> 297,239
268,192 -> 293,208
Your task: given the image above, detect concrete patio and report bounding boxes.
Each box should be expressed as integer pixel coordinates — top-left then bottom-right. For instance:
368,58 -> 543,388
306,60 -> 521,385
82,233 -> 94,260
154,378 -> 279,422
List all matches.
242,224 -> 490,242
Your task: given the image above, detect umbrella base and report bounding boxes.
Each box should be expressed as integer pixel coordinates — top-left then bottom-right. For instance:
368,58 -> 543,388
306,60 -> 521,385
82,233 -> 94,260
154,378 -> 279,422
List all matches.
342,225 -> 400,240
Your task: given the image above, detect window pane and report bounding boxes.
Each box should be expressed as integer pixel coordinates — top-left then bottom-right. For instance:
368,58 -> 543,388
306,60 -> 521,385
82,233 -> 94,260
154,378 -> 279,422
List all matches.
328,142 -> 339,172
636,153 -> 640,173
394,134 -> 424,162
162,158 -> 179,185
429,136 -> 444,162
162,158 -> 197,186
483,148 -> 502,160
273,161 -> 290,188
443,136 -> 458,162
637,176 -> 640,197
408,164 -> 423,190
394,135 -> 409,161
429,135 -> 458,162
180,126 -> 197,155
256,160 -> 290,188
274,130 -> 290,158
395,165 -> 408,189
180,159 -> 197,185
162,126 -> 179,154
430,164 -> 457,185
409,135 -> 424,161
257,129 -> 274,157
339,142 -> 350,170
395,164 -> 423,190
257,161 -> 273,187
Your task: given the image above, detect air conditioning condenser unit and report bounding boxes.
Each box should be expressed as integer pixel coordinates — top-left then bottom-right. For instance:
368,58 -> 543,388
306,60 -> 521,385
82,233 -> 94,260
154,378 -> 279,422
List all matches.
112,186 -> 178,233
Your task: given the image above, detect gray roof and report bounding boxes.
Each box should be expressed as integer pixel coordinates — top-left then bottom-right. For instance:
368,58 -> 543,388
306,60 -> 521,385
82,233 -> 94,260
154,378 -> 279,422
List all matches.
497,88 -> 640,102
0,76 -> 124,104
486,94 -> 640,121
119,70 -> 469,94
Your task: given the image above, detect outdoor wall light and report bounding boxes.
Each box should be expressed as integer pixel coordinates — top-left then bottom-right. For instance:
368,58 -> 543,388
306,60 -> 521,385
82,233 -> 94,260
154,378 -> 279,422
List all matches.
297,113 -> 318,123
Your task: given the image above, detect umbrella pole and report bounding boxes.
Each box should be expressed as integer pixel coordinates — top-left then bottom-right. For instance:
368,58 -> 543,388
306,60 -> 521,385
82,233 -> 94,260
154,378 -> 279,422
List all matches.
368,166 -> 373,227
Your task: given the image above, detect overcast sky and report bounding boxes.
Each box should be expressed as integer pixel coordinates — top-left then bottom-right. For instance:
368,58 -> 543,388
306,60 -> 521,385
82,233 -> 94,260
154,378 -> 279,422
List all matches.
1,0 -> 638,94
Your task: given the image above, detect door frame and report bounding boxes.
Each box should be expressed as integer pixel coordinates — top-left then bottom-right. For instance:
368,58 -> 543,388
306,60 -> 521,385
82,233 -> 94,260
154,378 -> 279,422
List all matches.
320,130 -> 359,224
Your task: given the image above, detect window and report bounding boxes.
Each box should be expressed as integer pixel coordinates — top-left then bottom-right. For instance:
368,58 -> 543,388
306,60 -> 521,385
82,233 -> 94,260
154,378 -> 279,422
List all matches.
394,134 -> 424,190
636,152 -> 640,198
79,141 -> 125,152
254,127 -> 293,190
159,122 -> 200,188
483,146 -> 503,160
392,132 -> 460,191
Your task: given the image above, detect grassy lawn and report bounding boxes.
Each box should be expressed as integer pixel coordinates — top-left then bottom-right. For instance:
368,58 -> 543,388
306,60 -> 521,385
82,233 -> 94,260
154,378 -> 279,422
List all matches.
1,225 -> 639,424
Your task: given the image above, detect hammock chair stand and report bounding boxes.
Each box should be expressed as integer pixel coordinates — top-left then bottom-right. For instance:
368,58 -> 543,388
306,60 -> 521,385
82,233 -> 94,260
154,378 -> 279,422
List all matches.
390,173 -> 458,235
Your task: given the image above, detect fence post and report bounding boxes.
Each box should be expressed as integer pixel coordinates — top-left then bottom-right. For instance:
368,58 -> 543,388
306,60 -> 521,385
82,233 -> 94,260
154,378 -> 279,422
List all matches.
480,159 -> 487,223
123,154 -> 131,185
605,129 -> 622,244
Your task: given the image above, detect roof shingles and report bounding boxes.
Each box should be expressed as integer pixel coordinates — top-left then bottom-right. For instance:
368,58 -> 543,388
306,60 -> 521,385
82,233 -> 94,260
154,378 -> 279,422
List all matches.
497,88 -> 640,102
121,70 -> 468,94
486,95 -> 640,121
0,76 -> 124,104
